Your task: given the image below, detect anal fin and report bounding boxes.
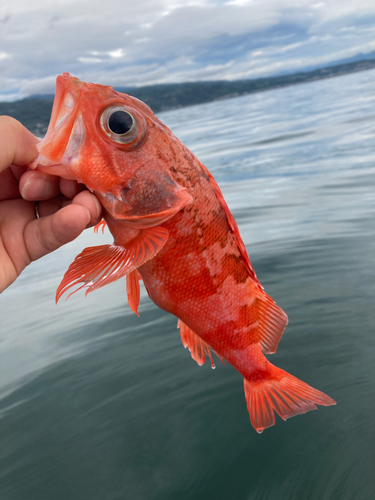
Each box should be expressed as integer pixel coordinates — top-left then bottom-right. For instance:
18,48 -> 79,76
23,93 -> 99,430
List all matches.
56,226 -> 168,302
178,319 -> 224,369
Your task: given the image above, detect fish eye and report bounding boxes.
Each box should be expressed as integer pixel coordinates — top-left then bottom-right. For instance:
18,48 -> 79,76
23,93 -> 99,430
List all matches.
108,110 -> 134,136
99,105 -> 146,148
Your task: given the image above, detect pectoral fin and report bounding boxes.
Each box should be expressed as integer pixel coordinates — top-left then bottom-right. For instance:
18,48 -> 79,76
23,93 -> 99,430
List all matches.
56,226 -> 169,302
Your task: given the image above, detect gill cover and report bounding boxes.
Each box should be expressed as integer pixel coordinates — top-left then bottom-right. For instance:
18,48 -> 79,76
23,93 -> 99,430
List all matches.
95,167 -> 193,228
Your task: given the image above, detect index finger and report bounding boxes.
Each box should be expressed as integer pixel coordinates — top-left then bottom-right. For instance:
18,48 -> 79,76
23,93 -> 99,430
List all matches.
0,116 -> 39,173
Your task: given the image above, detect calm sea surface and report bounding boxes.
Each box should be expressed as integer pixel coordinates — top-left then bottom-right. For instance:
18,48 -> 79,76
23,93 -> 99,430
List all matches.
1,70 -> 375,500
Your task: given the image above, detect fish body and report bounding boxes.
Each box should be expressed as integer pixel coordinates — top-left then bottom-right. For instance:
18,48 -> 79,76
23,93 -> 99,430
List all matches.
33,73 -> 335,433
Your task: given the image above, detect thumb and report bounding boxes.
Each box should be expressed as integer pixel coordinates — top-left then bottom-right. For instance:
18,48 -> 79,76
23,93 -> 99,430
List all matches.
24,203 -> 91,262
0,117 -> 39,173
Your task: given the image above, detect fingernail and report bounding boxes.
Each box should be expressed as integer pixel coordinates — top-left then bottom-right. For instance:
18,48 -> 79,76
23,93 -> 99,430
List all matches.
82,206 -> 91,226
92,195 -> 102,219
21,175 -> 52,200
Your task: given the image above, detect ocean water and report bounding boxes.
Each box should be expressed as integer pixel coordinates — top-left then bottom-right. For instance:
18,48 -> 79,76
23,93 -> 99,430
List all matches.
1,69 -> 375,500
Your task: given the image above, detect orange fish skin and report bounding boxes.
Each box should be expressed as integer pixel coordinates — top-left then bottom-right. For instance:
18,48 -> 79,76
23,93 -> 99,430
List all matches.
32,73 -> 336,433
134,150 -> 264,371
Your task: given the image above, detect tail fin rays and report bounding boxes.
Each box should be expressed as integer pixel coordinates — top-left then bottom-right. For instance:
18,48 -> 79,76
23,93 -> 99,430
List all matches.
244,366 -> 336,433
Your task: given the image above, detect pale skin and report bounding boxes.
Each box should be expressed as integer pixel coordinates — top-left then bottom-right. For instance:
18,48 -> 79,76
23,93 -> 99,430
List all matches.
0,116 -> 102,293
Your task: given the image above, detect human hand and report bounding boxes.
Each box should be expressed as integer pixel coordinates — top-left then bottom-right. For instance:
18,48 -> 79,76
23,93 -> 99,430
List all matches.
0,116 -> 102,293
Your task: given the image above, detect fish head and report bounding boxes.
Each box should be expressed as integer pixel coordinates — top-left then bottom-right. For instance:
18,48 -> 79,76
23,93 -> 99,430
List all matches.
32,73 -> 192,226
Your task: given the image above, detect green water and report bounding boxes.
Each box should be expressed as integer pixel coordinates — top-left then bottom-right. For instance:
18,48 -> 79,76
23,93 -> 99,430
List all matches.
1,70 -> 375,499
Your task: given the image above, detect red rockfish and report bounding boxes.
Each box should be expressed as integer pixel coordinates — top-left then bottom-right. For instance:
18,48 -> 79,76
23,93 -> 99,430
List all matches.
31,73 -> 335,433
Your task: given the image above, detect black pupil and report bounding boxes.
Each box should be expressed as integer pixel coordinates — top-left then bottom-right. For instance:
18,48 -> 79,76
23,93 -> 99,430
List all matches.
108,110 -> 133,135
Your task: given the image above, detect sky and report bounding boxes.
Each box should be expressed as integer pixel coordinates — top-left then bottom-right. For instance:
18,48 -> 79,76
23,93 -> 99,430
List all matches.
1,0 -> 375,101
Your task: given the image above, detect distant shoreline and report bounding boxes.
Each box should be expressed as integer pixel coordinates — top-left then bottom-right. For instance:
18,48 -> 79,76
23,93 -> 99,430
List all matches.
121,58 -> 375,114
207,61 -> 375,104
1,58 -> 374,136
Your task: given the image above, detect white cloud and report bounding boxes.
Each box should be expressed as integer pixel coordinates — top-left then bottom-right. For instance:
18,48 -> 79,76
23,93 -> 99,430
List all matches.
77,57 -> 103,64
107,49 -> 126,58
0,0 -> 375,100
0,52 -> 11,60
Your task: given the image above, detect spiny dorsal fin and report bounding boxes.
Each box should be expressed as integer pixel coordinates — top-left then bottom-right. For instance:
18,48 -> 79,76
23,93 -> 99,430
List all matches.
202,164 -> 261,288
203,165 -> 287,353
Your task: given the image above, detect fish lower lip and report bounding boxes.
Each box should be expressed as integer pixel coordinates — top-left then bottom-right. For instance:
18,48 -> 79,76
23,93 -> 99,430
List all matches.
27,153 -> 77,180
28,153 -> 61,170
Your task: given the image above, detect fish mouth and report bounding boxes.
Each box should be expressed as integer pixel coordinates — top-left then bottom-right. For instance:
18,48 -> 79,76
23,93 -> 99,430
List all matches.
28,73 -> 85,182
29,112 -> 86,182
38,75 -> 83,162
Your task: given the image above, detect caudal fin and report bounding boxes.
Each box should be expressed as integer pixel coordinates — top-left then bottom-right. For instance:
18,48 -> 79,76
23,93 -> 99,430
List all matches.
244,366 -> 336,433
